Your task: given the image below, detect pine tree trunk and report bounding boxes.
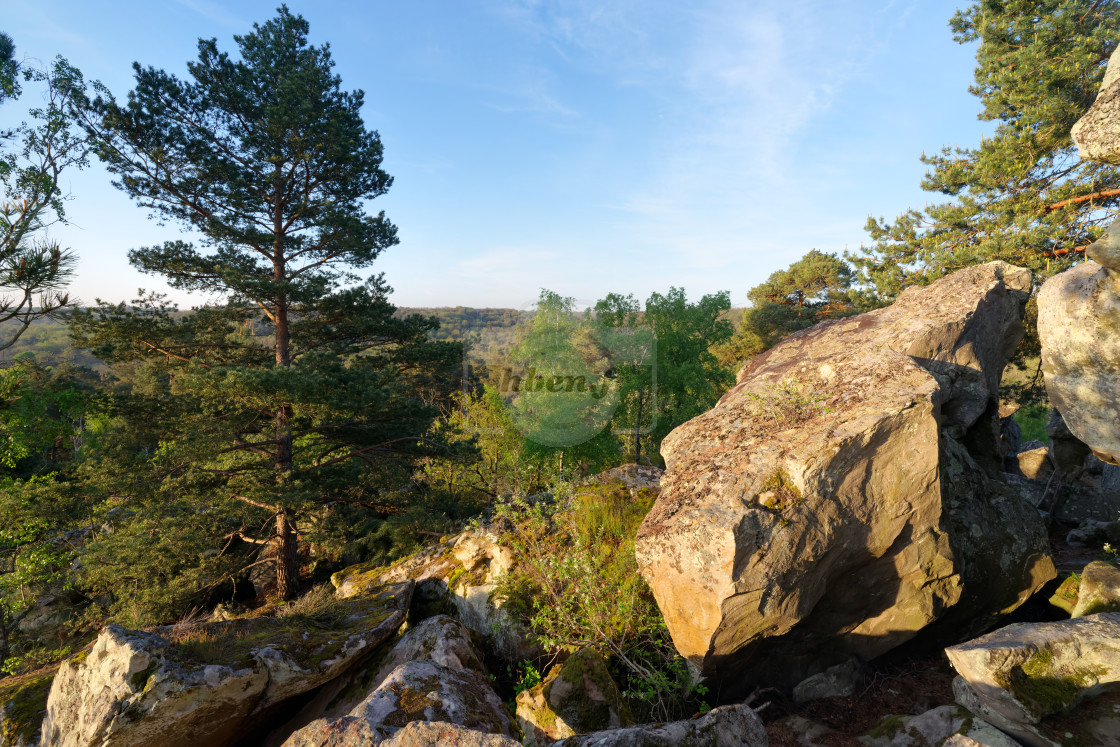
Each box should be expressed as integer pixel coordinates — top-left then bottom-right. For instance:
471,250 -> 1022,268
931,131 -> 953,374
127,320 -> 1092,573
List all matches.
275,510 -> 300,600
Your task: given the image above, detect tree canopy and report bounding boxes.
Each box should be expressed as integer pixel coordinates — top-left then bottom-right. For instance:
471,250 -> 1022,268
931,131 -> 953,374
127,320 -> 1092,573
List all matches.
69,6 -> 460,601
853,0 -> 1120,303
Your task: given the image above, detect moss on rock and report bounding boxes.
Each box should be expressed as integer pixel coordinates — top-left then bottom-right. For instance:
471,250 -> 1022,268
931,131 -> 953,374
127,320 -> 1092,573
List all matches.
0,666 -> 57,747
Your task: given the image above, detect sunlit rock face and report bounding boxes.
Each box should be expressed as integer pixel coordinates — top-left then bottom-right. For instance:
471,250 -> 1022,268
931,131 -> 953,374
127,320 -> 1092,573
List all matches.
1039,226 -> 1120,467
1072,45 -> 1120,165
635,262 -> 1055,695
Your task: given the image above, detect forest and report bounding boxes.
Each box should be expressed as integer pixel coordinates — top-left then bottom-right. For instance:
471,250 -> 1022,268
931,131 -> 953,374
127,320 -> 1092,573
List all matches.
0,1 -> 1117,729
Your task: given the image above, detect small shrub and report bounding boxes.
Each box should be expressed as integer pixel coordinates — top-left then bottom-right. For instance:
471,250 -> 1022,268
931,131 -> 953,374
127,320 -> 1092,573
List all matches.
744,379 -> 831,426
492,479 -> 708,722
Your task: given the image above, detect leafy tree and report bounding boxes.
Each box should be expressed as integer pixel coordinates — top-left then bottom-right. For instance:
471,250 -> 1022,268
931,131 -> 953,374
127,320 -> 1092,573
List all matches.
852,1 -> 1120,309
70,7 -> 460,602
507,290 -> 619,468
0,45 -> 89,351
596,288 -> 733,465
715,250 -> 859,367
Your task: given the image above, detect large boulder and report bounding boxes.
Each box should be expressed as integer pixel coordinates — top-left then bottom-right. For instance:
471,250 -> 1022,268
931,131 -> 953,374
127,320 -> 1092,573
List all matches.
516,647 -> 633,744
1038,223 -> 1120,467
40,581 -> 411,747
551,703 -> 767,746
635,262 -> 1055,693
1071,44 -> 1120,164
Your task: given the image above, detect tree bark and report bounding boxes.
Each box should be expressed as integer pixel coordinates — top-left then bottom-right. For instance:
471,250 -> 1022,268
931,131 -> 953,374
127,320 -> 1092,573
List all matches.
275,510 -> 300,600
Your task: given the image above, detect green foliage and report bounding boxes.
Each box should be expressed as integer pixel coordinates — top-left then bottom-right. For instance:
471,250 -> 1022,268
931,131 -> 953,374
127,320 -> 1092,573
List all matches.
1015,402 -> 1051,444
851,0 -> 1120,363
744,378 -> 833,427
716,250 -> 861,368
64,6 -> 463,607
595,287 -> 733,465
493,480 -> 707,721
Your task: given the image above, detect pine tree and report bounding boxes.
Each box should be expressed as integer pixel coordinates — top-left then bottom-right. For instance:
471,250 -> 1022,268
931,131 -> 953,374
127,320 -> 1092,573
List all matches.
715,250 -> 858,368
70,7 -> 460,601
853,1 -> 1120,305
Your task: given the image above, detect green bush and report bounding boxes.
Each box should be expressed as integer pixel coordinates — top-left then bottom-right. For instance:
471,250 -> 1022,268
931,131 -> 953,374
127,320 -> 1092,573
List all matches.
493,479 -> 707,722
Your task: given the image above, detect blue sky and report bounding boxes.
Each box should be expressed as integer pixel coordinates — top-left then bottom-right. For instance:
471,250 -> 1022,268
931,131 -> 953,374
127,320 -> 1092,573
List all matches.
1,0 -> 989,311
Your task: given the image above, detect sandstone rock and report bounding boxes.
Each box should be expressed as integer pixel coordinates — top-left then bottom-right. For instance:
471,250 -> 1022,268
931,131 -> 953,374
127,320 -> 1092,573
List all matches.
940,719 -> 1022,747
860,705 -> 1018,747
1049,575 -> 1080,615
1045,411 -> 1093,475
776,715 -> 836,746
280,716 -> 391,747
287,660 -> 514,743
583,464 -> 663,492
381,721 -> 521,746
952,676 -> 1053,747
351,660 -> 513,736
1072,44 -> 1120,164
0,667 -> 54,747
282,718 -> 524,747
1016,447 -> 1053,482
551,703 -> 767,746
1038,226 -> 1120,467
1065,519 -> 1120,548
946,613 -> 1120,731
516,647 -> 633,744
334,528 -> 537,663
1071,561 -> 1120,617
277,614 -> 490,737
792,658 -> 865,704
378,614 -> 486,675
636,262 -> 1055,692
41,581 -> 411,747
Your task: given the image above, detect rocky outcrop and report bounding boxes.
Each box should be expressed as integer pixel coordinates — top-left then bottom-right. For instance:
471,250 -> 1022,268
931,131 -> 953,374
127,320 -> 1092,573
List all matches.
285,661 -> 514,745
635,262 -> 1055,692
274,614 -> 489,739
551,703 -> 767,746
334,528 -> 537,663
516,647 -> 633,744
281,613 -> 514,745
380,721 -> 521,747
1038,223 -> 1120,467
946,613 -> 1120,745
1072,44 -> 1120,164
40,581 -> 411,747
